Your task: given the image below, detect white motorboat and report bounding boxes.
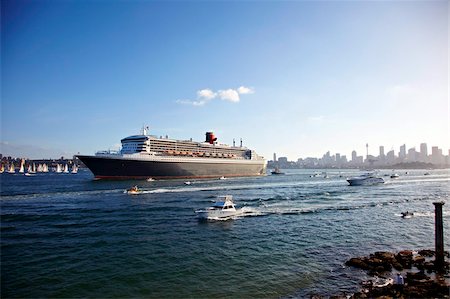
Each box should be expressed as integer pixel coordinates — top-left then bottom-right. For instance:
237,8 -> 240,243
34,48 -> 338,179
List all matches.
195,195 -> 242,220
347,173 -> 384,186
390,173 -> 399,179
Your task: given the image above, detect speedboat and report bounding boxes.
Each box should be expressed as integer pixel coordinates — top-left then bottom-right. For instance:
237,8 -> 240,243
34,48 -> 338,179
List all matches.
401,211 -> 414,219
346,173 -> 384,186
271,167 -> 284,175
195,195 -> 242,220
125,185 -> 142,195
390,173 -> 399,179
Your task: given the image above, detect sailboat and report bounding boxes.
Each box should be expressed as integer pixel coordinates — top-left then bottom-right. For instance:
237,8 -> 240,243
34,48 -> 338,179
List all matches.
63,164 -> 69,173
0,164 -> 4,173
71,164 -> 78,174
8,163 -> 15,174
56,164 -> 63,173
26,163 -> 36,176
19,160 -> 25,173
42,163 -> 49,173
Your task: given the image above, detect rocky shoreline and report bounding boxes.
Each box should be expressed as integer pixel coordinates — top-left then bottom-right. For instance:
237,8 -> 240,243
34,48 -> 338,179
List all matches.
314,249 -> 450,299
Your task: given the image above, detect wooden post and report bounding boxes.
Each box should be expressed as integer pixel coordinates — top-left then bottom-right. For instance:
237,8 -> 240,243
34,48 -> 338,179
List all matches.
433,202 -> 445,272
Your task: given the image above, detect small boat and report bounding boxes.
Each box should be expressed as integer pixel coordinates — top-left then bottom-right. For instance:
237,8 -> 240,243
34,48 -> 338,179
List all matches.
126,186 -> 142,195
424,172 -> 430,176
19,160 -> 25,173
63,164 -> 69,173
71,164 -> 78,174
390,173 -> 399,179
271,167 -> 284,175
401,211 -> 414,219
7,163 -> 15,174
184,181 -> 192,185
347,173 -> 384,186
146,177 -> 155,182
219,176 -> 227,180
195,195 -> 242,220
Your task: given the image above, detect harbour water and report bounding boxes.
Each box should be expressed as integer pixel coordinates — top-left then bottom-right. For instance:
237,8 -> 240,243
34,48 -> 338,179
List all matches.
1,169 -> 449,298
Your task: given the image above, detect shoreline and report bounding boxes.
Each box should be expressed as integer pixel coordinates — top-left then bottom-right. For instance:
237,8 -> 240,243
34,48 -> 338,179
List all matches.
315,249 -> 450,299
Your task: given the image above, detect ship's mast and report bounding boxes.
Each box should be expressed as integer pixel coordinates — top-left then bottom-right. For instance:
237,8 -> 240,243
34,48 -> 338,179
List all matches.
142,125 -> 149,136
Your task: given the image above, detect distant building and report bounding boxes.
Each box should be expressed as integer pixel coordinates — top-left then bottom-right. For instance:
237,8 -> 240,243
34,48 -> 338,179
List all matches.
399,144 -> 406,161
379,146 -> 385,158
407,147 -> 417,162
351,150 -> 357,163
420,143 -> 428,162
273,153 -> 277,162
386,150 -> 395,164
431,146 -> 444,165
278,157 -> 288,164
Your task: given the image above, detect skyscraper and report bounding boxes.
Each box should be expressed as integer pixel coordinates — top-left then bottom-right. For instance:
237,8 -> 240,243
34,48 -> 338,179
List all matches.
420,143 -> 428,162
379,146 -> 385,157
399,144 -> 406,160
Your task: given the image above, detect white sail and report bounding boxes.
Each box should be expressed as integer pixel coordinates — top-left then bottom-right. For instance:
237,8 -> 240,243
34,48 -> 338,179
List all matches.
56,164 -> 62,173
19,160 -> 25,173
0,164 -> 4,173
71,164 -> 78,174
8,163 -> 15,173
63,164 -> 69,173
43,163 -> 49,172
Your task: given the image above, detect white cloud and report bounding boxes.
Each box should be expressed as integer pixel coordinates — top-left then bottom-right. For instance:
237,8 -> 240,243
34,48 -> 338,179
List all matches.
237,86 -> 254,94
197,89 -> 216,100
176,86 -> 254,106
218,89 -> 240,103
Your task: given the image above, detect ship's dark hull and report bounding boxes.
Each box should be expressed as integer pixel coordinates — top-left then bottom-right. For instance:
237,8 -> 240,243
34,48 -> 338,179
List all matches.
77,155 -> 266,179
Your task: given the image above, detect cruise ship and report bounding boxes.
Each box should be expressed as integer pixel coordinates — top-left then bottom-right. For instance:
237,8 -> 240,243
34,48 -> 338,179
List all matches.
77,128 -> 267,180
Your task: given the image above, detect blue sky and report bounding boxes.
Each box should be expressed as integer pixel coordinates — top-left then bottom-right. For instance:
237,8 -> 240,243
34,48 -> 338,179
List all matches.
1,0 -> 448,160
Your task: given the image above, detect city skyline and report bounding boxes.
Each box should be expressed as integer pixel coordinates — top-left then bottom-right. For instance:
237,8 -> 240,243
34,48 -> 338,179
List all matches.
272,141 -> 450,167
2,1 -> 449,160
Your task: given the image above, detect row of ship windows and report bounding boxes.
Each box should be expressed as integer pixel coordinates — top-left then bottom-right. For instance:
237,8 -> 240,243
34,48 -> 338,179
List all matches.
122,141 -> 246,156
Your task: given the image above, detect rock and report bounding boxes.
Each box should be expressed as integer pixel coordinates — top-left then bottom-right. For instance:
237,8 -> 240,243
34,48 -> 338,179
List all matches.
406,271 -> 429,282
418,249 -> 434,257
396,251 -> 413,269
423,261 -> 435,272
374,251 -> 395,262
413,255 -> 425,266
392,261 -> 403,271
346,257 -> 370,270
